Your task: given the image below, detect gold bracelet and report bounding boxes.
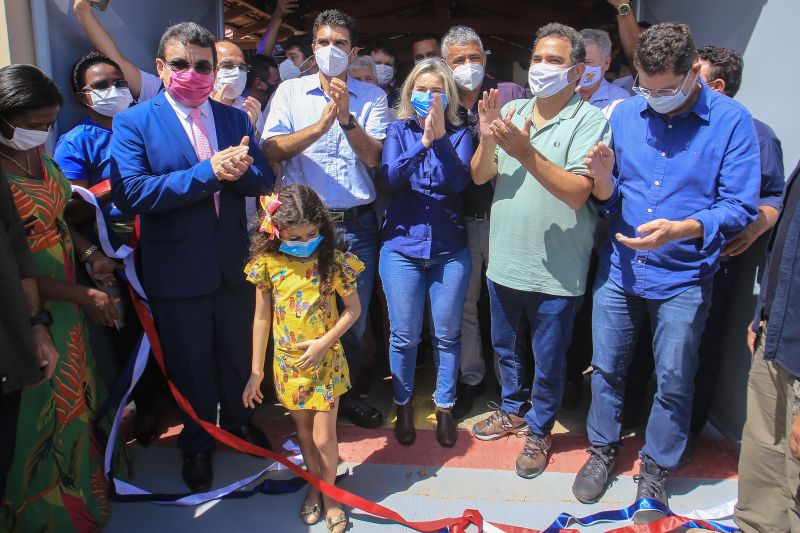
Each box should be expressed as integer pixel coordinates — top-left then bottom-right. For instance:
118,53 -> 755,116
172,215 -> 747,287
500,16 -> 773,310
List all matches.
80,244 -> 99,264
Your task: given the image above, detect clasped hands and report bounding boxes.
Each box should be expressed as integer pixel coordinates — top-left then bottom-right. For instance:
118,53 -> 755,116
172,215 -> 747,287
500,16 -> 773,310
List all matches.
318,78 -> 353,133
211,136 -> 253,181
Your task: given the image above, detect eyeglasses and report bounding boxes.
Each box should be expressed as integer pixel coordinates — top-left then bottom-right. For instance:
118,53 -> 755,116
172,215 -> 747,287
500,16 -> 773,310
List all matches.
81,79 -> 129,93
165,58 -> 215,75
218,62 -> 251,72
632,69 -> 692,98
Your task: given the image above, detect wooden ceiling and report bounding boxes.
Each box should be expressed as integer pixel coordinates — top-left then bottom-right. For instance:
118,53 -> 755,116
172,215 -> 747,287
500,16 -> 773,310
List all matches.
225,0 -> 615,65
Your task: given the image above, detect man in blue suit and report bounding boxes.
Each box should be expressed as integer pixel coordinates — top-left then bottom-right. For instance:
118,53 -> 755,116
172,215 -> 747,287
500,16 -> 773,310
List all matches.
110,22 -> 274,492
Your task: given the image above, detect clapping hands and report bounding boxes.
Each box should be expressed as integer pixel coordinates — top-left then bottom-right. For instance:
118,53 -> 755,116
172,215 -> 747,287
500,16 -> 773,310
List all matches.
211,136 -> 254,181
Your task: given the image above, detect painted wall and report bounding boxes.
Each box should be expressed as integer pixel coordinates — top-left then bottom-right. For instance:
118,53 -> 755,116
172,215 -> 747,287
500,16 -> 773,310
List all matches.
32,0 -> 223,137
642,0 -> 798,439
0,0 -> 36,66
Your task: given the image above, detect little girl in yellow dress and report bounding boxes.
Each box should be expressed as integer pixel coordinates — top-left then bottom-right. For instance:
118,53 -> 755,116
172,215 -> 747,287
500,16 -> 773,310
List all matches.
241,184 -> 362,533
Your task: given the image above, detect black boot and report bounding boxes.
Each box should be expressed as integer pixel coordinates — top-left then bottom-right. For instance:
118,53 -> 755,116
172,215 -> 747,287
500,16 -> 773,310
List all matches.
452,381 -> 484,419
182,451 -> 213,493
572,446 -> 618,504
633,456 -> 669,524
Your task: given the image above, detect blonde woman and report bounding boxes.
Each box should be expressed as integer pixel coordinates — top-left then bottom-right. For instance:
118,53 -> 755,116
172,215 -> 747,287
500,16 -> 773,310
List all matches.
379,58 -> 474,447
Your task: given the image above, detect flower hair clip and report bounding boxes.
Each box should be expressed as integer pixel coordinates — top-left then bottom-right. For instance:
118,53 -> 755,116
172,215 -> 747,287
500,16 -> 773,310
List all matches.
258,193 -> 282,239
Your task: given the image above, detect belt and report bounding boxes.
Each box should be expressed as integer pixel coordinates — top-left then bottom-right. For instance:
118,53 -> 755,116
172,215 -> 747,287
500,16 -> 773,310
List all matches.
328,204 -> 373,223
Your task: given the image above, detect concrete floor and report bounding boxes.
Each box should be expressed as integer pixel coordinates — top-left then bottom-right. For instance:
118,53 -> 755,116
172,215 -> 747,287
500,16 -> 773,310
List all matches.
105,360 -> 739,532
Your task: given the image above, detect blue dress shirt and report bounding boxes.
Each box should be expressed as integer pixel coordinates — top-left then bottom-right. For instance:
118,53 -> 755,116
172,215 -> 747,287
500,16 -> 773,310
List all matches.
754,118 -> 785,211
597,83 -> 761,298
380,118 -> 473,259
262,75 -> 391,209
54,117 -> 112,187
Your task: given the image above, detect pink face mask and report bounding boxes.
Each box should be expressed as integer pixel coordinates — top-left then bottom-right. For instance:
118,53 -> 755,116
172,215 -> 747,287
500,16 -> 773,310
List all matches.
167,69 -> 215,107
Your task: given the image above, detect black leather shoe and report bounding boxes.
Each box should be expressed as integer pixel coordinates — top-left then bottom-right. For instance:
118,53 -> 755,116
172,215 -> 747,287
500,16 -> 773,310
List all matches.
435,408 -> 457,447
572,446 -> 618,504
182,451 -> 213,493
453,382 -> 484,419
394,403 -> 416,445
133,410 -> 159,448
340,396 -> 384,428
223,423 -> 272,453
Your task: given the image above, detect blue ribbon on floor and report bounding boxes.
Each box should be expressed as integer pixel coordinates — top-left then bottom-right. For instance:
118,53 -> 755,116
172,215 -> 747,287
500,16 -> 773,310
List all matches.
541,498 -> 736,532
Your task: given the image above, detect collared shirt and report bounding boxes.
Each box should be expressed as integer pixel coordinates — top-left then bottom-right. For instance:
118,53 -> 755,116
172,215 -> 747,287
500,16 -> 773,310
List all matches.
587,79 -> 631,119
596,83 -> 761,299
754,118 -> 785,211
611,75 -> 635,95
380,118 -> 473,259
262,74 -> 391,209
755,160 -> 800,377
54,117 -> 113,187
164,91 -> 219,153
487,93 -> 612,296
459,78 -> 529,218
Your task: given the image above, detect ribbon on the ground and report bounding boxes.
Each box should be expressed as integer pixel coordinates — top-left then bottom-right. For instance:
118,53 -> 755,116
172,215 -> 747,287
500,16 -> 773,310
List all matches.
78,183 -> 735,532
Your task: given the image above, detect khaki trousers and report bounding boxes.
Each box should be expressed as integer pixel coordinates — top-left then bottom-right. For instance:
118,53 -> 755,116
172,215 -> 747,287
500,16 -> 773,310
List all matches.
735,334 -> 800,532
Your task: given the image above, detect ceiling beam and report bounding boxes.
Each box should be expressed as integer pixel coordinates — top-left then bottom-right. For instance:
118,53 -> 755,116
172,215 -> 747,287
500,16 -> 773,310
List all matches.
228,0 -> 269,18
357,17 -> 544,35
224,5 -> 256,21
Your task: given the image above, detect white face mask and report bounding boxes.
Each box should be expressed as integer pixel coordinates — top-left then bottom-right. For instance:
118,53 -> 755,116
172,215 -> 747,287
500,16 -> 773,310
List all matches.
375,63 -> 394,87
315,44 -> 351,77
214,67 -> 248,100
528,62 -> 576,98
641,70 -> 698,114
90,86 -> 134,117
579,64 -> 603,88
0,117 -> 51,151
278,56 -> 313,81
452,62 -> 484,91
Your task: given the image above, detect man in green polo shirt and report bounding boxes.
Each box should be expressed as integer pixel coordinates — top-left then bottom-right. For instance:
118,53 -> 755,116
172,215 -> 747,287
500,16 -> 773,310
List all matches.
470,23 -> 612,479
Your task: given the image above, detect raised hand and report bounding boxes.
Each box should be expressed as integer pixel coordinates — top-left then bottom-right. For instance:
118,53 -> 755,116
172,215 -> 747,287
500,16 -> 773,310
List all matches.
490,111 -> 533,161
242,96 -> 262,129
329,78 -> 351,123
274,0 -> 298,19
478,88 -> 502,141
429,93 -> 447,140
317,99 -> 339,134
584,142 -> 615,201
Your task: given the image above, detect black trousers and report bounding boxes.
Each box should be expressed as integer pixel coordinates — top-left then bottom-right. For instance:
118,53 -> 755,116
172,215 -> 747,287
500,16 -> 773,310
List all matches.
0,390 -> 21,501
150,282 -> 255,453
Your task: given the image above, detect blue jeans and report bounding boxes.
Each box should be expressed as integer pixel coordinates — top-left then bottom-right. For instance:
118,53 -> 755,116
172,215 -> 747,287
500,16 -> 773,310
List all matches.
337,210 -> 379,384
379,246 -> 471,407
488,279 -> 582,436
587,275 -> 712,470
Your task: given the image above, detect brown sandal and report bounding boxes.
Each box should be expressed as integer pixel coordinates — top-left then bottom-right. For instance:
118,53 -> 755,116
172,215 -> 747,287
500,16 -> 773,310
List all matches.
326,511 -> 348,533
300,502 -> 322,525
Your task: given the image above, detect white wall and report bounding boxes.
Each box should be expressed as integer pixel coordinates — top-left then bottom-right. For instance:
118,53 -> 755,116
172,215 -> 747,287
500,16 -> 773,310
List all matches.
33,0 -> 223,136
643,0 -> 799,174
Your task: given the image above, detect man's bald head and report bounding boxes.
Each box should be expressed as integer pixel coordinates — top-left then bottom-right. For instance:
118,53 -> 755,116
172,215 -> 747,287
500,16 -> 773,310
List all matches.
216,40 -> 246,65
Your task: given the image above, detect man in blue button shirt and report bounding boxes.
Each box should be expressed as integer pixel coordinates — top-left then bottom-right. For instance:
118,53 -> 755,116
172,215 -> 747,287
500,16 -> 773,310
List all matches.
262,9 -> 391,429
571,23 -> 760,520
735,160 -> 800,533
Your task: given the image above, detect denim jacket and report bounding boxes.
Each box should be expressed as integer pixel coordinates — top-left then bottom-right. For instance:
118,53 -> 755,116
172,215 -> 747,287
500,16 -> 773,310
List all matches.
755,160 -> 800,377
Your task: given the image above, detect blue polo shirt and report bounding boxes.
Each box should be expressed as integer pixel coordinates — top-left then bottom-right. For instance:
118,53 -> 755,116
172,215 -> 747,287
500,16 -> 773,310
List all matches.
597,83 -> 761,299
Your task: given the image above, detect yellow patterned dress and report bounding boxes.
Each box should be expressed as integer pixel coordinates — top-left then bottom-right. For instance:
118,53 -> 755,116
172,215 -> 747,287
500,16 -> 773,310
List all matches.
244,250 -> 363,411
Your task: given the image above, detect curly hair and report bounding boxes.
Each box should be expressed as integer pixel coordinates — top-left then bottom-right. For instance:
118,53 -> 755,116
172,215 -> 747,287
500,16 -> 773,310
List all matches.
697,46 -> 743,98
634,22 -> 697,76
249,184 -> 342,306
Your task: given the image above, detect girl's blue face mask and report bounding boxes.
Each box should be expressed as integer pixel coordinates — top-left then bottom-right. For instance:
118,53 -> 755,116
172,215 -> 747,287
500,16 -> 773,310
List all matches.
279,235 -> 323,258
410,91 -> 447,120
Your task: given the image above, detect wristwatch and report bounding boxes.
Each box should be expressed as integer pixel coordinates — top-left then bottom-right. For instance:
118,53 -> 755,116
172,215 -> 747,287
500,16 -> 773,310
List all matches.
30,310 -> 53,328
339,113 -> 357,131
617,2 -> 632,16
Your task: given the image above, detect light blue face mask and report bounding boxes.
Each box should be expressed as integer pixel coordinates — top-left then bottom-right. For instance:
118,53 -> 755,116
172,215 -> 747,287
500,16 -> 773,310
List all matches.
279,235 -> 323,258
410,91 -> 447,120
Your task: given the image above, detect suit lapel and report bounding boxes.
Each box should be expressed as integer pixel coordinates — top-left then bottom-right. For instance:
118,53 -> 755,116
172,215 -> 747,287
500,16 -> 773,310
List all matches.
152,92 -> 199,167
